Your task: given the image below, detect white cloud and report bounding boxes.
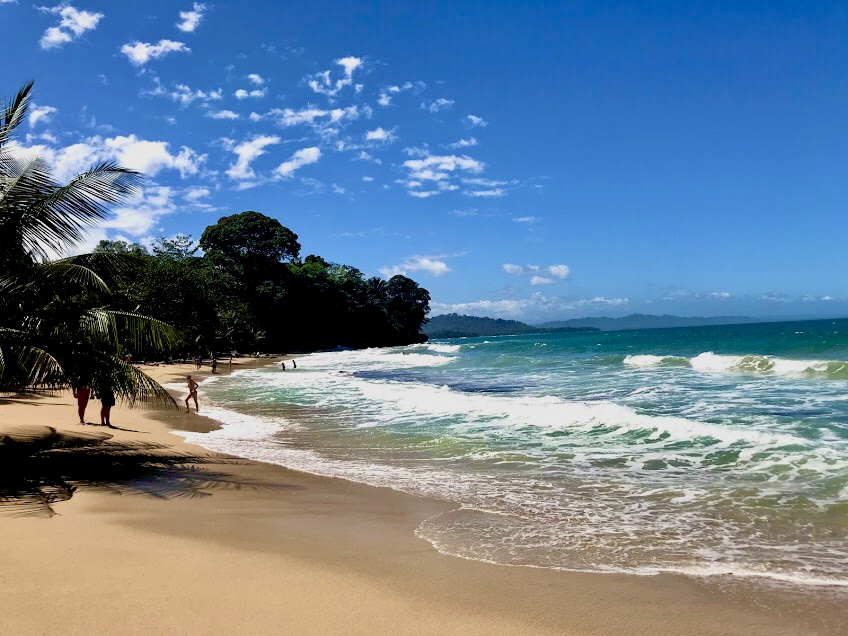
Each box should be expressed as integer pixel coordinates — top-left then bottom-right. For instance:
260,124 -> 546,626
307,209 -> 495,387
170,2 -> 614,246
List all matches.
207,109 -> 239,120
465,115 -> 488,127
530,276 -> 554,286
307,56 -> 363,97
144,78 -> 222,107
379,256 -> 451,278
431,293 -> 628,321
183,186 -> 210,201
762,294 -> 791,303
28,104 -> 57,127
709,291 -> 732,299
121,40 -> 190,66
225,135 -> 280,180
362,176 -> 374,182
464,178 -> 507,187
548,265 -> 570,279
176,2 -> 206,32
246,73 -> 265,86
331,184 -> 346,194
513,215 -> 542,223
357,150 -> 382,164
105,185 -> 175,236
105,136 -> 204,178
403,153 -> 484,179
274,146 -> 321,179
377,82 -> 413,106
447,137 -> 477,149
235,88 -> 267,99
450,208 -> 478,217
13,134 -> 206,182
38,4 -> 103,50
263,105 -> 361,130
408,190 -> 440,198
421,98 -> 454,113
503,263 -> 570,282
400,150 -> 487,198
364,127 -> 396,142
465,188 -> 504,197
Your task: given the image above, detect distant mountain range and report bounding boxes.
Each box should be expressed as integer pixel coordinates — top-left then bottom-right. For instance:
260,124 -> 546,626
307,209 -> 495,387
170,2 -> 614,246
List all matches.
424,313 -> 598,338
536,314 -> 762,331
424,313 -> 768,339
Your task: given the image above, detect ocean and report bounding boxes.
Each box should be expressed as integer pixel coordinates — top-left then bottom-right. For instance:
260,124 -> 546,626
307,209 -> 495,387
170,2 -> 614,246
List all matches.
177,318 -> 848,588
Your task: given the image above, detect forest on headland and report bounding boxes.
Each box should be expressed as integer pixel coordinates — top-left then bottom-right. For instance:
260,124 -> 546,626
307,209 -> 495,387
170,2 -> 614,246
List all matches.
95,211 -> 432,355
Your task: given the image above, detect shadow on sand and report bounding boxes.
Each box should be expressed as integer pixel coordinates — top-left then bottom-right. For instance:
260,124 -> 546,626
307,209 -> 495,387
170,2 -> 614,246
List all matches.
0,425 -> 300,518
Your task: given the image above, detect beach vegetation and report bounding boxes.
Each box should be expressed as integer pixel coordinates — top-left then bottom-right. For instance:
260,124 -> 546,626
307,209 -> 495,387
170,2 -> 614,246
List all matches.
0,82 -> 178,403
100,210 -> 431,353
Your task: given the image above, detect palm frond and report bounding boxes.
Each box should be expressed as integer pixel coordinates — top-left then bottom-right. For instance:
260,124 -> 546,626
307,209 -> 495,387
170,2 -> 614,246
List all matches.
62,251 -> 146,286
0,261 -> 112,297
87,351 -> 176,407
103,309 -> 181,352
0,81 -> 33,149
3,162 -> 143,262
0,341 -> 65,389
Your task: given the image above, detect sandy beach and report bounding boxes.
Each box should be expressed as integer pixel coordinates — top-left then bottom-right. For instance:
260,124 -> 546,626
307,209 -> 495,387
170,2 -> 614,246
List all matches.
0,358 -> 839,635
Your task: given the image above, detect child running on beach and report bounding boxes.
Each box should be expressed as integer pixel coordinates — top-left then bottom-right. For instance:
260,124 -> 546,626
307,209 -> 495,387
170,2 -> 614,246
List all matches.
185,375 -> 199,413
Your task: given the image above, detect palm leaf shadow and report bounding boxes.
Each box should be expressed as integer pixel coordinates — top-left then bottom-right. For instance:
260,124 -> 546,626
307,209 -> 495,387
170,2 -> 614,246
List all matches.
0,426 -> 299,517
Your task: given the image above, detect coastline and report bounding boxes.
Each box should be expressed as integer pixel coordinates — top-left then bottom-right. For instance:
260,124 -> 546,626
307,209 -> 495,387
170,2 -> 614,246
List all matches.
0,358 -> 839,634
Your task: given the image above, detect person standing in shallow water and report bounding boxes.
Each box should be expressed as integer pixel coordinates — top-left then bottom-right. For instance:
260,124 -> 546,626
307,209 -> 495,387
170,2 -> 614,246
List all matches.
211,357 -> 218,374
185,374 -> 199,413
73,385 -> 90,424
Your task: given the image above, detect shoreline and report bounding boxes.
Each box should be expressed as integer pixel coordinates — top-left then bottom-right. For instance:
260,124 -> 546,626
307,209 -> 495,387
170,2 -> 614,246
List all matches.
0,358 -> 842,634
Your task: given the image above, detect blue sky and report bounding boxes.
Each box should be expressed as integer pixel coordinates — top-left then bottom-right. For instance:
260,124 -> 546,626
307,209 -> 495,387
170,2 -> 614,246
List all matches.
4,0 -> 847,322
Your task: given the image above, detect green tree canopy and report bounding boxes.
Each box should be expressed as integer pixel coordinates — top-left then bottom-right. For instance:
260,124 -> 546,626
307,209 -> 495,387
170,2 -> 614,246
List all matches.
199,211 -> 300,279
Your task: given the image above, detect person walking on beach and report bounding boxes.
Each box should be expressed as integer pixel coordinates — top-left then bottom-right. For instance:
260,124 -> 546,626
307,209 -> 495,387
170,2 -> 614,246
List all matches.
211,357 -> 218,374
292,359 -> 296,369
185,374 -> 199,413
228,356 -> 233,371
280,361 -> 286,370
72,384 -> 90,424
98,386 -> 115,427
194,355 -> 202,370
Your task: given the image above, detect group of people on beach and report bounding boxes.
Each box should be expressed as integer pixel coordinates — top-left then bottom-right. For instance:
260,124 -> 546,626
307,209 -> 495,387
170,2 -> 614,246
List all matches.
72,385 -> 115,427
74,356 -> 295,423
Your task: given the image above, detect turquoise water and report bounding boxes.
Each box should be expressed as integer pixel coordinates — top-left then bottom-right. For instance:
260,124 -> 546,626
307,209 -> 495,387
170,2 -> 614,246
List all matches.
182,318 -> 848,586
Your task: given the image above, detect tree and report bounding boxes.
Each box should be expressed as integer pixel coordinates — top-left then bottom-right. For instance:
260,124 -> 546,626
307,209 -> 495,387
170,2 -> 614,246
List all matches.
385,275 -> 431,344
151,234 -> 196,260
199,212 -> 300,352
0,82 -> 177,404
199,211 -> 300,282
94,239 -> 148,256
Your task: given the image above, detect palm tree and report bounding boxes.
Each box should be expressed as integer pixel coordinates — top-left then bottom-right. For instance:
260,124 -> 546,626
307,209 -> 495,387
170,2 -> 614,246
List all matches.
0,82 -> 178,406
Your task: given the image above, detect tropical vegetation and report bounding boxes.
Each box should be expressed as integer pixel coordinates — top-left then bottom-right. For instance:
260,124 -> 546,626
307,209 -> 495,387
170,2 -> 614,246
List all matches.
96,210 -> 432,354
0,82 -> 178,403
0,82 -> 432,403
